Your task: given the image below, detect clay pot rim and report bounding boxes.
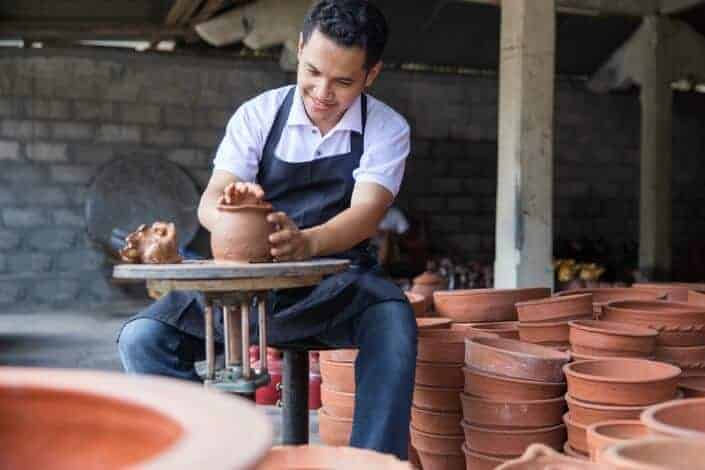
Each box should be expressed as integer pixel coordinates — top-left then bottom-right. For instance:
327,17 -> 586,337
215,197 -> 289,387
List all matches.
467,336 -> 571,361
604,299 -> 705,314
418,331 -> 473,344
259,445 -> 409,470
460,321 -> 519,332
404,291 -> 425,303
412,272 -> 445,285
564,393 -> 650,412
679,376 -> 705,393
0,367 -> 272,470
409,424 -> 465,441
563,441 -> 588,458
460,442 -> 507,462
556,288 -> 667,300
411,404 -> 462,417
216,202 -> 273,212
460,391 -> 565,405
640,397 -> 705,439
569,351 -> 656,362
319,359 -> 354,367
563,358 -> 682,384
656,344 -> 705,352
494,444 -> 590,470
519,319 -> 574,327
569,319 -> 659,338
463,365 -> 566,386
416,360 -> 464,368
563,412 -> 587,430
320,383 -> 354,397
414,383 -> 464,393
585,419 -> 647,441
318,407 -> 352,423
461,419 -> 565,435
516,293 -> 592,307
416,318 -> 453,328
433,287 -> 550,298
601,437 -> 705,470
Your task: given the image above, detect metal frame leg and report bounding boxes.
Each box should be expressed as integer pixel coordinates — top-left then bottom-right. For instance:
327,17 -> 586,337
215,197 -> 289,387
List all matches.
282,350 -> 309,445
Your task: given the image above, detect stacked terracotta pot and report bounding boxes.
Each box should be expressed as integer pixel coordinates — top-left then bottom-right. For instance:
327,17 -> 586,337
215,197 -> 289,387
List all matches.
460,337 -> 569,469
555,287 -> 666,317
568,319 -> 658,361
318,348 -> 357,446
562,357 -> 681,460
410,271 -> 447,316
515,294 -> 593,351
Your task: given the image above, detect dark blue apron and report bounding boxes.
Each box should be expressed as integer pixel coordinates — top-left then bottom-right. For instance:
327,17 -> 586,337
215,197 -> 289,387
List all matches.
120,87 -> 405,345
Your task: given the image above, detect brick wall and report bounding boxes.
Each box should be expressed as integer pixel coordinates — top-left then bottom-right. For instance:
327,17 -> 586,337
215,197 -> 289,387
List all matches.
0,48 -> 704,310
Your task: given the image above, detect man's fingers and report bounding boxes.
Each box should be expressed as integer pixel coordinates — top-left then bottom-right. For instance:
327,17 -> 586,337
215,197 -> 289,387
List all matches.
271,243 -> 294,258
267,211 -> 295,228
269,229 -> 294,245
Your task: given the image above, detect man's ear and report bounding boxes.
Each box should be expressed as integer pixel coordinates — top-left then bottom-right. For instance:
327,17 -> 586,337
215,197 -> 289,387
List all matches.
297,33 -> 304,58
364,61 -> 383,88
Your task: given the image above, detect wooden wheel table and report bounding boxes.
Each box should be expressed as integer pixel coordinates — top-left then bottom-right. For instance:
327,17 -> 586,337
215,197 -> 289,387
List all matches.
113,259 -> 349,395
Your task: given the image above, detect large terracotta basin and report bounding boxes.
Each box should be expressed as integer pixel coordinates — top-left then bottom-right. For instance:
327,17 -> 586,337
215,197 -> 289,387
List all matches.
433,288 -> 551,322
641,397 -> 705,438
585,420 -> 649,463
569,320 -> 658,357
461,420 -> 566,457
679,376 -> 705,397
495,444 -> 603,470
463,366 -> 566,401
465,337 -> 570,383
556,288 -> 665,316
655,344 -> 705,370
601,300 -> 705,346
563,359 -> 681,405
518,320 -> 571,346
460,393 -> 565,428
565,393 -> 649,426
418,328 -> 495,364
451,321 -> 519,339
516,294 -> 593,323
0,367 -> 272,470
600,437 -> 705,470
632,283 -> 692,302
256,445 -> 410,469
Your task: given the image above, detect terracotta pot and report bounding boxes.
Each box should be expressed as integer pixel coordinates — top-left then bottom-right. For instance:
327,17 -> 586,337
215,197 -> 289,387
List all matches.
688,289 -> 705,307
320,384 -> 354,419
411,272 -> 447,313
409,424 -> 464,456
409,443 -> 421,469
462,443 -> 507,470
415,361 -> 464,388
465,337 -> 570,383
318,407 -> 352,446
563,412 -> 588,454
0,367 -> 272,470
461,420 -> 566,457
451,321 -> 519,339
556,288 -> 666,317
565,394 -> 649,426
410,405 -> 463,435
563,359 -> 681,406
641,397 -> 705,439
210,203 -> 274,263
463,366 -> 566,401
319,349 -> 357,363
563,441 -> 589,460
496,443 -> 602,469
679,376 -> 705,397
460,393 -> 566,428
632,283 -> 691,302
601,300 -> 705,346
516,294 -> 593,323
569,320 -> 658,358
519,320 -> 573,345
418,329 -> 495,364
585,420 -> 649,463
405,291 -> 429,317
413,384 -> 462,412
433,288 -> 551,322
415,450 -> 465,470
319,359 -> 355,393
600,437 -> 705,470
655,344 -> 705,370
257,445 -> 409,469
417,317 -> 453,329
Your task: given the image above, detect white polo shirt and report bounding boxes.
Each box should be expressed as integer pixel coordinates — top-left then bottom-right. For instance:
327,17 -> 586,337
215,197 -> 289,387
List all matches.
213,85 -> 410,197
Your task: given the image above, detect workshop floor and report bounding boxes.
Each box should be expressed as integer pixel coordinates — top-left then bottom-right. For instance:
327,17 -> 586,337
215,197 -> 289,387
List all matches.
0,300 -> 320,445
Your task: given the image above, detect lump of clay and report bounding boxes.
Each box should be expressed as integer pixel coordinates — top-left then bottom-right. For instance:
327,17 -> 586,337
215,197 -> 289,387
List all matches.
120,221 -> 183,264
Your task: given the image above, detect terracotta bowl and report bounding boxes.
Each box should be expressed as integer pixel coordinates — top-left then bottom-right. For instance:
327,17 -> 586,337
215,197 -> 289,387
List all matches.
585,420 -> 649,463
495,443 -> 603,469
0,367 -> 272,470
601,300 -> 705,346
569,320 -> 658,357
519,320 -> 573,345
688,289 -> 705,307
460,393 -> 566,428
655,344 -> 705,370
563,359 -> 681,405
405,291 -> 429,317
410,405 -> 463,435
563,442 -> 589,460
319,349 -> 358,363
565,393 -> 650,426
415,361 -> 464,388
256,445 -> 410,469
465,337 -> 570,383
461,443 -> 507,470
320,384 -> 354,419
417,317 -> 452,329
461,420 -> 566,457
412,384 -> 462,412
516,294 -> 593,323
600,437 -> 705,470
641,397 -> 705,439
678,376 -> 705,397
409,425 -> 464,469
319,359 -> 355,393
211,203 -> 274,263
556,288 -> 666,317
318,408 -> 352,446
564,412 -> 589,453
451,321 -> 519,339
463,366 -> 566,401
433,288 -> 551,322
632,283 -> 691,302
419,329 -> 496,364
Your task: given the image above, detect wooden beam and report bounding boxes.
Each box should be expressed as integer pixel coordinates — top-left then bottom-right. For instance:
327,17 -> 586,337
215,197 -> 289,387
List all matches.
659,0 -> 705,14
0,22 -> 189,40
458,0 -> 658,16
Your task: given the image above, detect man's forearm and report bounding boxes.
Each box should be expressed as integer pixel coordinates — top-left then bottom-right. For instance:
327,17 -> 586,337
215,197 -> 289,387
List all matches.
304,203 -> 385,257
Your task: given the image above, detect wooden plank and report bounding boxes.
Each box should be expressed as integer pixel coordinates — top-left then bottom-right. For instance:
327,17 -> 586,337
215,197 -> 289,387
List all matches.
458,0 -> 657,16
147,275 -> 327,292
0,22 -> 188,39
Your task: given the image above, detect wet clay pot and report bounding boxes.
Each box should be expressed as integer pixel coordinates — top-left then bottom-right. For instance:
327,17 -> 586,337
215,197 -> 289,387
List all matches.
688,289 -> 705,307
496,444 -> 603,470
585,420 -> 649,463
601,300 -> 705,346
516,294 -> 593,323
563,359 -> 681,406
433,288 -> 551,322
556,288 -> 666,317
0,367 -> 272,470
405,291 -> 429,317
563,442 -> 589,460
417,317 -> 453,330
655,344 -> 705,370
678,376 -> 705,397
410,425 -> 465,470
463,366 -> 566,401
565,394 -> 649,426
461,420 -> 566,457
413,384 -> 462,412
632,283 -> 691,302
416,361 -> 464,388
460,393 -> 566,428
319,349 -> 357,363
519,320 -> 572,345
411,271 -> 447,313
410,405 -> 463,435
418,329 -> 496,364
564,412 -> 589,454
600,437 -> 705,470
320,384 -> 354,419
210,203 -> 274,263
318,408 -> 352,446
119,221 -> 182,264
465,337 -> 570,383
462,443 -> 507,470
319,359 -> 355,393
569,320 -> 658,358
256,445 -> 410,469
641,397 -> 705,439
451,321 -> 519,339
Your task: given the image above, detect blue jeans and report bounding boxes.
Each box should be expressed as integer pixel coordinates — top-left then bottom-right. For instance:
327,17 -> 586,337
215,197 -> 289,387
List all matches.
118,300 -> 417,459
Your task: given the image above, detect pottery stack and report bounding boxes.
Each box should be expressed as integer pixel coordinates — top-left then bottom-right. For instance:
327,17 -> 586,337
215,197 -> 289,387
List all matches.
318,349 -> 357,446
555,287 -> 666,317
515,294 -> 594,351
568,319 -> 658,361
460,337 -> 569,469
562,357 -> 682,460
410,271 -> 447,316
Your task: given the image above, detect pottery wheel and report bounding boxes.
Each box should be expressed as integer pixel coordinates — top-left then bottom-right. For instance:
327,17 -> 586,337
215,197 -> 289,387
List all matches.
85,156 -> 200,251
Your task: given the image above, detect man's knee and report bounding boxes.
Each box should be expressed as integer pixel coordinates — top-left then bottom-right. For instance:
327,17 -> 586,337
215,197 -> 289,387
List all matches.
118,318 -> 167,358
360,300 -> 418,358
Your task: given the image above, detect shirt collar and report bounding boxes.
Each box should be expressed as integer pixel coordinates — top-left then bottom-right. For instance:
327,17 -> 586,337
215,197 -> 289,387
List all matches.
287,86 -> 363,134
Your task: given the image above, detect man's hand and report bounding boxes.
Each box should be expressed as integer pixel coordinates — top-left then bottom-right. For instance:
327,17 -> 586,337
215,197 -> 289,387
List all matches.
218,182 -> 265,206
267,212 -> 316,261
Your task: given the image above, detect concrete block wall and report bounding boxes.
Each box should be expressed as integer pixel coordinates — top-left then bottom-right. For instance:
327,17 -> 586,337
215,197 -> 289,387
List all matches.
0,48 -> 703,310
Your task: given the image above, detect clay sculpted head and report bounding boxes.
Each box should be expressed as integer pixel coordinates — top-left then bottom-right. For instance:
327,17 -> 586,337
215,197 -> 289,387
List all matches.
120,221 -> 182,264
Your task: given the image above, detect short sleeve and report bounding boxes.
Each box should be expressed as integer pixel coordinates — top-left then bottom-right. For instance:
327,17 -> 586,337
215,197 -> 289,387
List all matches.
212,102 -> 264,182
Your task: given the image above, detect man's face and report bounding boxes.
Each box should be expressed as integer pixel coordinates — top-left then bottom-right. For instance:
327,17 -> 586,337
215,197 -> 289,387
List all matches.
297,28 -> 381,130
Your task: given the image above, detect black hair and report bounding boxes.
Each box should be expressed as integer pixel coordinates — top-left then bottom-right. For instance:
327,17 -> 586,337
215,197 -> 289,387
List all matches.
302,0 -> 389,69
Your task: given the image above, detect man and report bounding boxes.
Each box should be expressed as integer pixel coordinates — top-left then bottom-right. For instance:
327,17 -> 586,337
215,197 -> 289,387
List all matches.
118,0 -> 416,458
